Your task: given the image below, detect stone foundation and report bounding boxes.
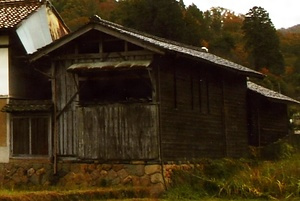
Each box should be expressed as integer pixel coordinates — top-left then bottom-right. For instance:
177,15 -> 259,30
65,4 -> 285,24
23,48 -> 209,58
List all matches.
0,161 -> 166,196
0,160 -> 199,196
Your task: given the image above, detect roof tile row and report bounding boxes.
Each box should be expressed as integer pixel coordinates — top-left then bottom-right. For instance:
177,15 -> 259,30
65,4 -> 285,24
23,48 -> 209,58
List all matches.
0,0 -> 43,29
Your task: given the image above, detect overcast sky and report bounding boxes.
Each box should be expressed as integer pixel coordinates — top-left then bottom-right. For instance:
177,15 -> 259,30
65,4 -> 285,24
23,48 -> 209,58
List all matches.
183,0 -> 299,29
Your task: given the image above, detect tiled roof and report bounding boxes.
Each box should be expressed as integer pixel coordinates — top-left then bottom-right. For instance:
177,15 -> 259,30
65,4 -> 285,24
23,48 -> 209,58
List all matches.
0,0 -> 44,29
247,81 -> 300,104
1,99 -> 53,113
31,15 -> 263,78
91,16 -> 263,78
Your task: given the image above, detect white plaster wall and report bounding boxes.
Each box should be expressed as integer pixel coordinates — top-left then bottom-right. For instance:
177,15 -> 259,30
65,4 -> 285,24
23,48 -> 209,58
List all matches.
0,36 -> 9,96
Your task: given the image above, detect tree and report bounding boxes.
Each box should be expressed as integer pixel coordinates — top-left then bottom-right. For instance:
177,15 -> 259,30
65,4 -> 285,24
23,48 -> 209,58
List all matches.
112,0 -> 186,42
51,0 -> 116,30
182,4 -> 206,46
242,6 -> 284,75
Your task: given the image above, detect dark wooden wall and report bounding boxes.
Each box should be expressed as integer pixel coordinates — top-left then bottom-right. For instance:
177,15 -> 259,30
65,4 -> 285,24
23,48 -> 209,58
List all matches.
222,73 -> 248,157
156,57 -> 248,160
248,93 -> 288,146
51,55 -> 250,161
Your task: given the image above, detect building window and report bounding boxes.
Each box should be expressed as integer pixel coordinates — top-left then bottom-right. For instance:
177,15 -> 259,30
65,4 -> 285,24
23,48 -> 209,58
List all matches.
11,114 -> 50,157
79,70 -> 152,104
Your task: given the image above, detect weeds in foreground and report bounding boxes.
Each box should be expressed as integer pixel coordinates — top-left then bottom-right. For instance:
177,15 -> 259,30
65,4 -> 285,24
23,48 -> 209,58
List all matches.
164,140 -> 300,200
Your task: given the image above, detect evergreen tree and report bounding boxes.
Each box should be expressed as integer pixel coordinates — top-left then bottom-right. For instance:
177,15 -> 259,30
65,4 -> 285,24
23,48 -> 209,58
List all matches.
182,4 -> 206,46
112,0 -> 186,42
242,6 -> 284,75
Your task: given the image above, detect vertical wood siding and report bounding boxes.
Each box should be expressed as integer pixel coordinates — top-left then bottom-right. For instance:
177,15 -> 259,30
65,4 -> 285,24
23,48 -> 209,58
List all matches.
248,94 -> 288,146
56,60 -> 78,156
158,58 -> 228,160
76,104 -> 159,160
222,74 -> 248,157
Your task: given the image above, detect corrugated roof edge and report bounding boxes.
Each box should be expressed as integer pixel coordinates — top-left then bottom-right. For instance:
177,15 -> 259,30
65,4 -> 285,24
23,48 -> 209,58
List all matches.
30,15 -> 263,78
247,81 -> 300,104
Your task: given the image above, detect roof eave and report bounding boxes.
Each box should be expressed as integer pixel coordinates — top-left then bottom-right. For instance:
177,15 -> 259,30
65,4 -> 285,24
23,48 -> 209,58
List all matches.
176,52 -> 264,78
248,81 -> 300,105
259,93 -> 300,105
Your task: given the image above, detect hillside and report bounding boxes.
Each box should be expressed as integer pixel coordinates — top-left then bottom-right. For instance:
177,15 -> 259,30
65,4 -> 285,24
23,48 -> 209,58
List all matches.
279,24 -> 300,33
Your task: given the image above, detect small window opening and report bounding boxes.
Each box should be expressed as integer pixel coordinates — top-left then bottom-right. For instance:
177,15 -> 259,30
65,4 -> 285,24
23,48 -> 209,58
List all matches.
79,71 -> 152,104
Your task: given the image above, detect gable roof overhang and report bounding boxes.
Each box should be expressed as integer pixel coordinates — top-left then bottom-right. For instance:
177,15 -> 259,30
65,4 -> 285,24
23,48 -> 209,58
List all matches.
29,22 -> 165,62
247,81 -> 300,105
29,16 -> 263,78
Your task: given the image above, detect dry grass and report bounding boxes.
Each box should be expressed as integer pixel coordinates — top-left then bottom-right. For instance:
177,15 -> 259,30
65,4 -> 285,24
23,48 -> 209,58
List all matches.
165,149 -> 300,200
0,187 -> 150,201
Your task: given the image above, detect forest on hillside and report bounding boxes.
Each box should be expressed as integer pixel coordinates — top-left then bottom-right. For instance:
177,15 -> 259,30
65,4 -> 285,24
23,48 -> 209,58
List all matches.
51,0 -> 300,104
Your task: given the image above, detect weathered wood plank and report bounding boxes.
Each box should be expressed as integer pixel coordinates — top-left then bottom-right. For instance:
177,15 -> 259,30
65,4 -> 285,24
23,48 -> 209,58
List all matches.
77,104 -> 159,161
56,60 -> 79,156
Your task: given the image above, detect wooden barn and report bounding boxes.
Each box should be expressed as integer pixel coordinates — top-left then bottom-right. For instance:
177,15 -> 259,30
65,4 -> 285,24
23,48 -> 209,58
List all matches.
3,14 -> 298,165
12,15 -> 267,164
247,81 -> 300,146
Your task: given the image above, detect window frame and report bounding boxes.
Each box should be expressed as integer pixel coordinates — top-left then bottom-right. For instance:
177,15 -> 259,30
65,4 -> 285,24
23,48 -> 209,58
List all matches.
10,113 -> 52,158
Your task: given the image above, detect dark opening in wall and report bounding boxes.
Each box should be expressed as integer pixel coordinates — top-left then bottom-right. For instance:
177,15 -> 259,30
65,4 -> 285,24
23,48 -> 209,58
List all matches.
78,70 -> 152,104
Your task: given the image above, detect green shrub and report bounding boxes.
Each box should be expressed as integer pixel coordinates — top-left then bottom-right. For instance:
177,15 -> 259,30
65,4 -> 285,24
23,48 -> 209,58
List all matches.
261,139 -> 295,160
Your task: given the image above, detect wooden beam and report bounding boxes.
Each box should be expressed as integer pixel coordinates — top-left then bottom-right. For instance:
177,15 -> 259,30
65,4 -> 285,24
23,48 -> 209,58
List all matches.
53,50 -> 154,61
